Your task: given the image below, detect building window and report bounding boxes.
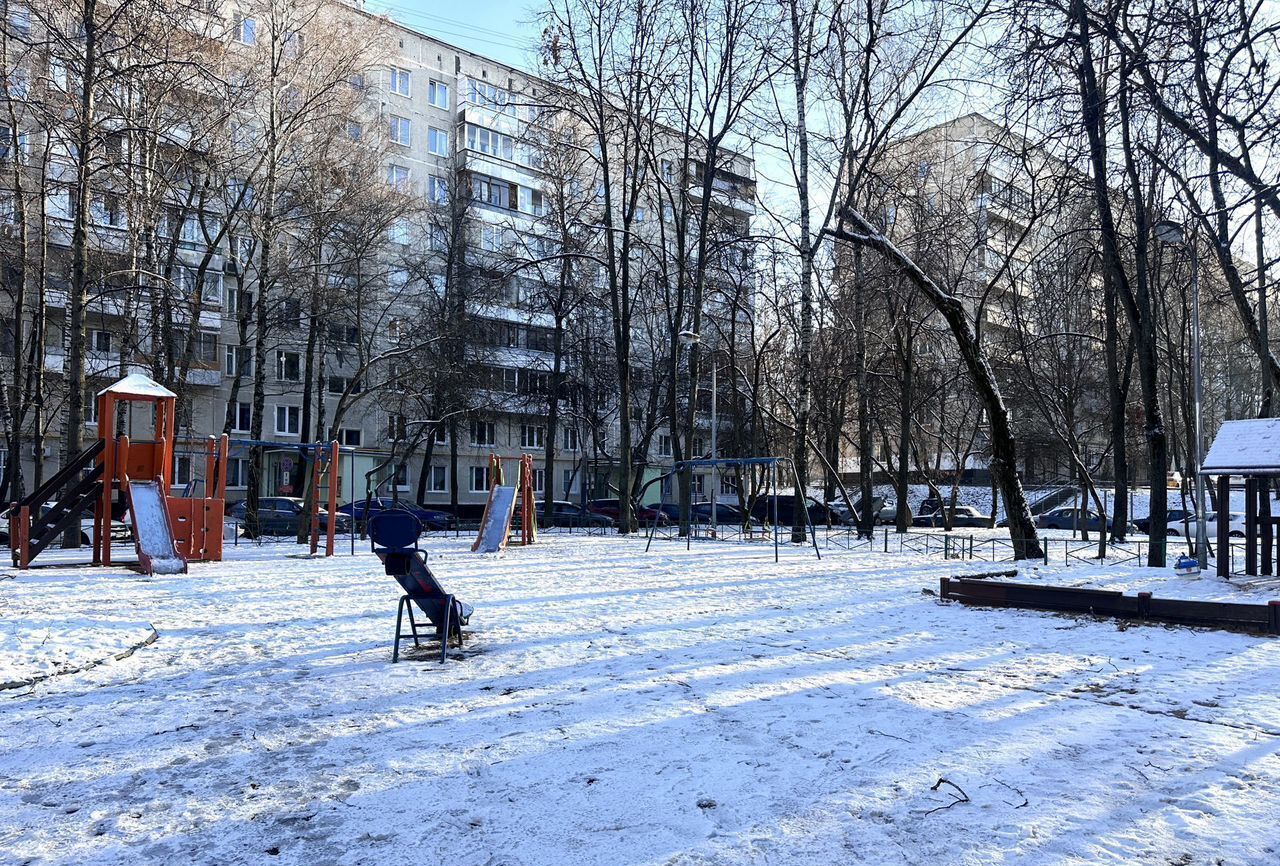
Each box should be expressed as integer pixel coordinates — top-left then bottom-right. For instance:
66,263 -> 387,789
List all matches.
84,389 -> 99,425
389,67 -> 411,96
562,468 -> 576,496
562,427 -> 578,451
471,175 -> 513,209
201,272 -> 224,306
720,476 -> 737,496
91,329 -> 112,353
394,463 -> 409,489
427,126 -> 449,156
387,164 -> 410,189
225,345 -> 252,377
465,124 -> 513,160
226,457 -> 249,489
389,115 -> 411,146
387,414 -> 407,440
533,468 -> 545,493
234,14 -> 256,44
195,331 -> 218,364
427,175 -> 448,204
346,121 -> 362,141
275,405 -> 300,435
327,376 -> 362,395
275,350 -> 301,382
428,80 -> 449,108
427,464 -> 446,492
434,426 -> 447,444
520,424 -> 545,449
232,402 -> 252,433
469,420 -> 495,446
469,465 -> 490,492
467,78 -> 515,115
339,428 -> 362,447
174,455 -> 192,487
658,434 -> 672,458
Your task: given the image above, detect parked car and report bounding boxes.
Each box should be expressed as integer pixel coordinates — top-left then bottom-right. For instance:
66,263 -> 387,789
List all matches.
749,494 -> 842,527
1036,507 -> 1136,534
876,498 -> 912,525
1169,511 -> 1245,538
913,505 -> 990,528
0,503 -> 132,547
229,497 -> 352,538
691,502 -> 759,528
520,500 -> 612,528
1135,508 -> 1197,535
586,498 -> 671,526
337,497 -> 456,531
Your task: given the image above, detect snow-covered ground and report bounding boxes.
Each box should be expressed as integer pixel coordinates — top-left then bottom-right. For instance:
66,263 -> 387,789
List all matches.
2,536 -> 1279,865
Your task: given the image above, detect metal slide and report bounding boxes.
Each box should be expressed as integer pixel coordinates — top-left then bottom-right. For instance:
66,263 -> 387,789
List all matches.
127,481 -> 188,575
472,485 -> 517,554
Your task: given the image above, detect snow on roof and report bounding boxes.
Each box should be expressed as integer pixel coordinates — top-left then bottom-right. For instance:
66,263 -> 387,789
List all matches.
98,373 -> 177,399
1201,418 -> 1280,474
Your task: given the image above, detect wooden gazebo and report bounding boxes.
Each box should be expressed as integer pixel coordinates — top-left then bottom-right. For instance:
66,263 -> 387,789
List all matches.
1201,418 -> 1280,578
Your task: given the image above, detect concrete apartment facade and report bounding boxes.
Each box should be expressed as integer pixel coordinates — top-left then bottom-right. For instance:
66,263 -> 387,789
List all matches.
0,0 -> 757,512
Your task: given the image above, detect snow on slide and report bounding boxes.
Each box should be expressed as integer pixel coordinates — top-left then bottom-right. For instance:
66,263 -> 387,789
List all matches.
128,481 -> 187,575
472,485 -> 517,554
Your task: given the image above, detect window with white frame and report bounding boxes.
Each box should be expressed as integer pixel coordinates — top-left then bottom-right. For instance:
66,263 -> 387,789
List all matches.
201,272 -> 224,305
428,80 -> 449,108
173,454 -> 192,486
231,402 -> 251,432
394,463 -> 409,489
562,427 -> 579,451
389,67 -> 411,96
692,437 -> 704,456
465,124 -> 513,160
469,420 -> 495,446
90,193 -> 124,228
469,465 -> 490,492
83,389 -> 98,425
480,225 -> 505,252
427,464 -> 446,492
339,428 -> 362,447
234,14 -> 256,44
427,126 -> 449,156
91,329 -> 112,353
427,175 -> 448,204
225,345 -> 252,377
520,424 -> 544,449
434,426 -> 447,444
533,468 -> 545,493
275,350 -> 301,382
386,164 -> 410,189
720,476 -> 737,496
387,414 -> 407,440
389,115 -> 411,146
658,434 -> 672,458
562,468 -> 576,496
692,474 -> 706,498
226,457 -> 250,489
467,78 -> 515,115
194,331 -> 218,364
275,405 -> 300,435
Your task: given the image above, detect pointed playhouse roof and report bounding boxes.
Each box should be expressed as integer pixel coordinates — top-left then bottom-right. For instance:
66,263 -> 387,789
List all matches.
1201,418 -> 1280,475
97,372 -> 177,400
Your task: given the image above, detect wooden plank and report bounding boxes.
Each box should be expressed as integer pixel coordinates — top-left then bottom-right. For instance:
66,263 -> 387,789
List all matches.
941,577 -> 1279,635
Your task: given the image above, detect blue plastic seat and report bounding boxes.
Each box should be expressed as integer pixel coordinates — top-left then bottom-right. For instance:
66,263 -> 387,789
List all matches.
368,510 -> 471,662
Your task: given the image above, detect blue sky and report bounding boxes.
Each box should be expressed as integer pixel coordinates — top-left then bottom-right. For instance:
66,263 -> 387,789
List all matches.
365,0 -> 543,71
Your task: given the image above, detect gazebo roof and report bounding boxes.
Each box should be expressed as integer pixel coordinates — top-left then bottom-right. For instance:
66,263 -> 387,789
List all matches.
1201,418 -> 1280,475
97,373 -> 177,400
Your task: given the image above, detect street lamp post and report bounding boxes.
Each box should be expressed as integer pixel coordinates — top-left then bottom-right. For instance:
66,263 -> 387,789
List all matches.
1155,219 -> 1208,570
679,329 -> 717,538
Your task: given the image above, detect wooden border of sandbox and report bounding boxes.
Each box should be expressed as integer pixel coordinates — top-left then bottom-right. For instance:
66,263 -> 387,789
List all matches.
940,577 -> 1280,636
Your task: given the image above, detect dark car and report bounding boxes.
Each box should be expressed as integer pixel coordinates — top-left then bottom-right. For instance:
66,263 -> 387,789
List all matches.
229,496 -> 352,538
1135,508 -> 1195,535
338,497 -> 456,531
691,502 -> 759,528
913,505 -> 991,528
750,494 -> 843,527
521,500 -> 612,528
587,498 -> 671,526
1036,507 -> 1136,534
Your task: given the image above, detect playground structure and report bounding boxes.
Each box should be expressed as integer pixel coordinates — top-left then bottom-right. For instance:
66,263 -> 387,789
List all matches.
8,373 -> 228,574
1201,418 -> 1280,579
472,453 -> 537,554
645,456 -> 821,562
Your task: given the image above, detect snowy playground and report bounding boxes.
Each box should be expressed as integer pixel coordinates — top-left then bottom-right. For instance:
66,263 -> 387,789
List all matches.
2,534 -> 1280,866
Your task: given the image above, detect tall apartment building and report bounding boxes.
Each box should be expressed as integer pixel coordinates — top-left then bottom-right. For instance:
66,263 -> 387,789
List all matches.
0,0 -> 757,511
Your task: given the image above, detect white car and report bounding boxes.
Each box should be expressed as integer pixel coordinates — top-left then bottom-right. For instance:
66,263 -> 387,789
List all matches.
1168,512 -> 1244,538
